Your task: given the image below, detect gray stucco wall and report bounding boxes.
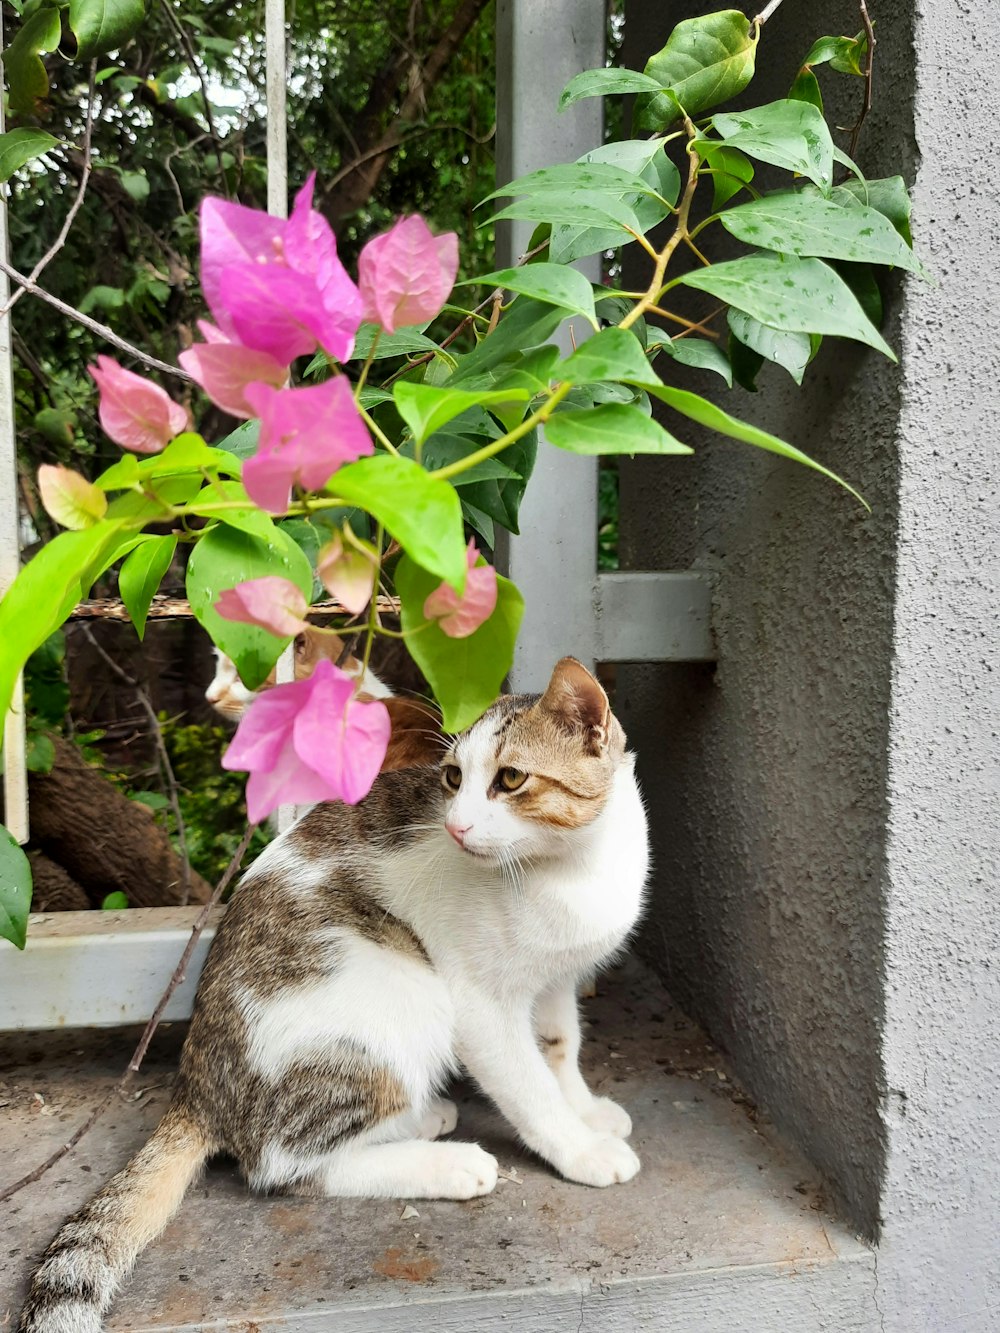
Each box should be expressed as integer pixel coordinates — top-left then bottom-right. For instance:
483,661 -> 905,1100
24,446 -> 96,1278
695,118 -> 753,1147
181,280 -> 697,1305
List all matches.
620,3 -> 1000,1307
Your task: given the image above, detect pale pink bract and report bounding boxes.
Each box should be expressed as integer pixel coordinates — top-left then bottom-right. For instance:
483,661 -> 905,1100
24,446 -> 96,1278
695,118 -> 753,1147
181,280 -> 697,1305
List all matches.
241,377 -> 373,513
88,356 -> 189,454
179,322 -> 288,418
358,215 -> 459,335
214,576 -> 310,638
424,538 -> 497,638
317,532 -> 377,617
198,174 -> 362,365
222,658 -> 390,822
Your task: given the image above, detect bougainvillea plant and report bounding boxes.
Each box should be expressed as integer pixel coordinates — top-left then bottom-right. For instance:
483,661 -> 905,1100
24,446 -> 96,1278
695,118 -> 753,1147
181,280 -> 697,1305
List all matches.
0,9 -> 925,947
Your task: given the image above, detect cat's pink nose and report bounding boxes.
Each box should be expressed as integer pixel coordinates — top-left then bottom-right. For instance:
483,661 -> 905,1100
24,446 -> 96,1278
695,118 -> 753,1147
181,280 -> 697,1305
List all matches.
446,820 -> 471,847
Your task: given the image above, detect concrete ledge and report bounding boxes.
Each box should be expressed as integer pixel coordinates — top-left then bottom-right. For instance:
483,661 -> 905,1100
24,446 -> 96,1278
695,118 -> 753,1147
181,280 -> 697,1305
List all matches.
1,958 -> 876,1331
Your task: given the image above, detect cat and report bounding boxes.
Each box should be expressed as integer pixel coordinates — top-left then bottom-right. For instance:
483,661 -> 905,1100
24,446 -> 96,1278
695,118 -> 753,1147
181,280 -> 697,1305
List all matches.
19,657 -> 649,1333
204,625 -> 393,723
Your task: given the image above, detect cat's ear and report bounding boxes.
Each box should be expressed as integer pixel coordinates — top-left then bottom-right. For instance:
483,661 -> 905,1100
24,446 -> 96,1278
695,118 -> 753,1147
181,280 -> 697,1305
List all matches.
379,696 -> 444,771
538,657 -> 621,755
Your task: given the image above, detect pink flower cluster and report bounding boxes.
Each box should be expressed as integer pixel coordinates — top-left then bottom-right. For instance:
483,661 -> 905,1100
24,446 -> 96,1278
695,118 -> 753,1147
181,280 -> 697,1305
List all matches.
78,178 -> 504,818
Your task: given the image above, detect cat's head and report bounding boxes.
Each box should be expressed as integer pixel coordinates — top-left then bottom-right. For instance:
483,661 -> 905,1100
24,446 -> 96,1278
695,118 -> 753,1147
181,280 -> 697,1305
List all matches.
439,657 -> 627,862
205,627 -> 391,722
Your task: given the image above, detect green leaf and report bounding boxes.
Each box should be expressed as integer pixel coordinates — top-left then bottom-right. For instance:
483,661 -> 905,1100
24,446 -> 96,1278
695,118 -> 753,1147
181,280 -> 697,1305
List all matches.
550,140 -> 680,264
94,453 -> 140,489
39,467 -> 108,530
545,403 -> 692,456
481,161 -> 669,209
119,534 -> 177,639
101,890 -> 130,910
0,520 -> 127,737
138,433 -> 242,480
635,10 -> 757,131
0,826 -> 32,950
644,383 -> 867,507
449,299 -> 564,385
396,558 -> 524,733
838,176 -> 913,245
647,331 -> 733,386
26,730 -> 55,773
352,322 -> 440,361
215,420 -> 260,461
712,100 -> 834,192
187,479 -> 276,541
834,260 -> 883,328
801,33 -> 866,76
419,434 -> 519,485
394,382 -> 529,448
695,141 -> 755,210
557,327 -> 659,387
485,192 -> 643,236
0,128 -> 60,181
466,265 -> 598,328
728,309 -> 812,384
788,68 -> 823,113
2,6 -> 61,112
729,334 -> 764,391
558,66 -> 662,111
186,523 -> 312,690
679,253 -> 896,360
332,455 -> 466,589
130,790 -> 170,812
719,191 -> 926,275
68,0 -> 146,60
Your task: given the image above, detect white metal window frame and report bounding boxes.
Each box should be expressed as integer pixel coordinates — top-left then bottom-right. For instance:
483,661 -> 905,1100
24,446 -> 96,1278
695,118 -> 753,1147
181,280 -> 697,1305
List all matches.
0,0 -> 714,1031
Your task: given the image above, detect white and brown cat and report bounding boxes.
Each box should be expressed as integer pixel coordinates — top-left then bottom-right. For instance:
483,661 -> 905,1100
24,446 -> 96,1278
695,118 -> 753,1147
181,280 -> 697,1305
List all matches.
20,657 -> 649,1333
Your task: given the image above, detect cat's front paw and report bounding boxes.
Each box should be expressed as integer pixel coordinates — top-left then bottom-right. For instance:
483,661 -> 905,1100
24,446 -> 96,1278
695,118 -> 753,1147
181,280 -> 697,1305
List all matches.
559,1134 -> 640,1188
432,1142 -> 499,1199
580,1096 -> 632,1139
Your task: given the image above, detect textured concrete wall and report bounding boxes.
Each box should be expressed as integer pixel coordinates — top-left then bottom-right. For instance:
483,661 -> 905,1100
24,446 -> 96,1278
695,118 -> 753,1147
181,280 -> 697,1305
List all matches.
619,0 -> 910,1239
620,0 -> 1000,1316
875,0 -> 1000,1324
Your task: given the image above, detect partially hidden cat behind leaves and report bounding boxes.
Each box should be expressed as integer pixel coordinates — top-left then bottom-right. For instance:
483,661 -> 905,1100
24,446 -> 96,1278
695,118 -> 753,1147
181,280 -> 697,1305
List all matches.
20,658 -> 650,1333
204,625 -> 393,723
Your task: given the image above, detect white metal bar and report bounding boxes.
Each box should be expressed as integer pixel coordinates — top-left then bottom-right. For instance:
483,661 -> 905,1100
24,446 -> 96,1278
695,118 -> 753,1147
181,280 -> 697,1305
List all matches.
493,0 -> 605,691
594,572 -> 716,663
0,908 -> 221,1028
0,6 -> 29,844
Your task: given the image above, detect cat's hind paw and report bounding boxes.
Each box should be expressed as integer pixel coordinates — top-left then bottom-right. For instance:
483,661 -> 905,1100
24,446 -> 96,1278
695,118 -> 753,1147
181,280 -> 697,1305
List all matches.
580,1096 -> 632,1139
559,1134 -> 640,1188
417,1098 -> 459,1140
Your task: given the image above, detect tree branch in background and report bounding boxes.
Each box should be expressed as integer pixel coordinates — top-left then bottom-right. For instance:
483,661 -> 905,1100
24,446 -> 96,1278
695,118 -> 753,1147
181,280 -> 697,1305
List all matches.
80,624 -> 193,906
323,0 -> 491,223
0,257 -> 191,381
0,822 -> 256,1205
0,63 -> 99,318
847,1 -> 876,158
157,0 -> 231,199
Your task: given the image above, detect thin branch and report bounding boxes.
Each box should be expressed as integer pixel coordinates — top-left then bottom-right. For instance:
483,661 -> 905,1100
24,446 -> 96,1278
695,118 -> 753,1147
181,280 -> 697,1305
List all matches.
0,63 -> 99,319
847,1 -> 876,159
157,0 -> 231,198
80,625 -> 193,907
0,258 -> 191,381
752,0 -> 787,25
0,823 -> 256,1205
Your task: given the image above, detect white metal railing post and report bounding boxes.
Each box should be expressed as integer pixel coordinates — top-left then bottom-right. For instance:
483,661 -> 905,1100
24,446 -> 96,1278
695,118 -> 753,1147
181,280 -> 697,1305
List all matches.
493,0 -> 605,691
265,0 -> 297,832
0,7 -> 29,844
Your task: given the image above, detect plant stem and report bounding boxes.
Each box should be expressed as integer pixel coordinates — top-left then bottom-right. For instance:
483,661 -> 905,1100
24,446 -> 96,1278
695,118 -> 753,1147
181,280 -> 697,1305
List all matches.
359,405 -> 398,455
354,329 -> 381,397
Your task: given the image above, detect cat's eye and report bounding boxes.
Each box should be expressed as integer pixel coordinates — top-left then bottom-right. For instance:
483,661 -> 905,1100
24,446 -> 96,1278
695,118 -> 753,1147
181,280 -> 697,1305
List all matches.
498,767 -> 528,792
443,764 -> 462,791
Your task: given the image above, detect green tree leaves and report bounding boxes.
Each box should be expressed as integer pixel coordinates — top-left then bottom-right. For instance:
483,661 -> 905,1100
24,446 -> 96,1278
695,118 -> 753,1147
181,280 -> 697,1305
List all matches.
712,100 -> 834,192
68,0 -> 146,60
635,10 -> 758,129
679,253 -> 896,360
546,404 -> 692,457
0,826 -> 32,951
0,128 -> 60,181
119,534 -> 178,639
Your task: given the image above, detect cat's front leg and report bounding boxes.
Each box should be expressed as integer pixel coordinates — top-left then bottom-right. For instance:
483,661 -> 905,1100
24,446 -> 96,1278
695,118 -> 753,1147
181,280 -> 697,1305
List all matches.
454,989 -> 639,1188
534,981 -> 632,1140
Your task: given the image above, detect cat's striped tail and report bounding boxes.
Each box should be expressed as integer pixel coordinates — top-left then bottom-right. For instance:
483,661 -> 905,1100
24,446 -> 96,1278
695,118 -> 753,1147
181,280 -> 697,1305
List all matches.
19,1104 -> 211,1333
